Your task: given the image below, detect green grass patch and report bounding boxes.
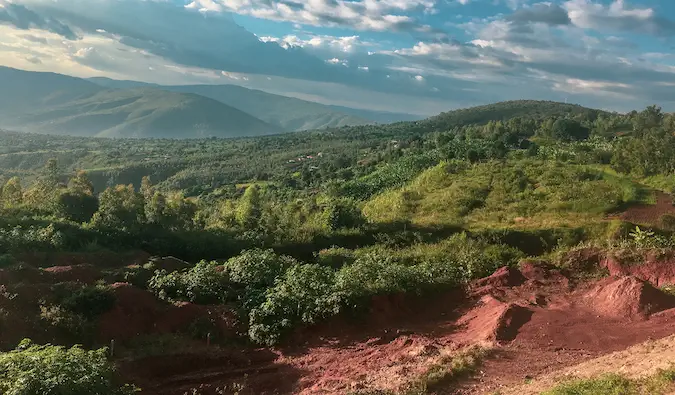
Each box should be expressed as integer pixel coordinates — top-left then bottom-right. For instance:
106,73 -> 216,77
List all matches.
543,367 -> 675,395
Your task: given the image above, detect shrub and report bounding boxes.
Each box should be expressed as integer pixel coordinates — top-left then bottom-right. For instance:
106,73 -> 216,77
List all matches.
149,260 -> 229,304
248,264 -> 341,345
226,248 -> 298,288
335,253 -> 424,301
0,339 -> 136,395
53,284 -> 116,320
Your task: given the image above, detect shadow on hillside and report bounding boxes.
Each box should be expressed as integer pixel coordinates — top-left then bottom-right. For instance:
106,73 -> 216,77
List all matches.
119,347 -> 306,395
281,289 -> 468,356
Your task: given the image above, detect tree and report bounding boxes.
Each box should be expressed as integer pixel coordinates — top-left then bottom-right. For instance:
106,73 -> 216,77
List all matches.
68,171 -> 94,196
1,177 -> 22,207
140,176 -> 153,201
24,159 -> 63,207
90,184 -> 144,230
550,118 -> 590,141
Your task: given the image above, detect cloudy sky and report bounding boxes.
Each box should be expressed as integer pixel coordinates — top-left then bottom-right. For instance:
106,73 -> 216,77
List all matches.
1,0 -> 674,115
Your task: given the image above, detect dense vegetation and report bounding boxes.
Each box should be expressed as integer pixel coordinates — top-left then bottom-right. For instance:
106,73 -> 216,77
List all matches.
1,99 -> 674,391
0,339 -> 135,394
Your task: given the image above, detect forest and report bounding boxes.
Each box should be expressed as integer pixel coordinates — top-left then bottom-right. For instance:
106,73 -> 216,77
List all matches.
1,100 -> 675,393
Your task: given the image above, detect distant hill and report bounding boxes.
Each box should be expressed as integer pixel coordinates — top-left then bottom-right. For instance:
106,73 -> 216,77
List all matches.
88,77 -> 420,130
326,105 -> 424,123
0,66 -> 102,113
161,84 -> 373,131
420,100 -> 610,131
0,68 -> 281,138
8,88 -> 282,138
330,100 -> 610,139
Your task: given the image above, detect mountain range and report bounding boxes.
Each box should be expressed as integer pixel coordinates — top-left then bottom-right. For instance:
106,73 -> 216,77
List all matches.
0,66 -> 421,139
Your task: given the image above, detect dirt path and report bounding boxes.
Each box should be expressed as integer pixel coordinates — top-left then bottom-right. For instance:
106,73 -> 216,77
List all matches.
610,191 -> 675,224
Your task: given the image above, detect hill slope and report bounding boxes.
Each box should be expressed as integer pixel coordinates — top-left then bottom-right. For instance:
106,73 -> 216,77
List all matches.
0,68 -> 282,138
422,100 -> 611,130
0,66 -> 103,113
163,84 -> 373,131
88,77 -> 421,130
8,88 -> 283,138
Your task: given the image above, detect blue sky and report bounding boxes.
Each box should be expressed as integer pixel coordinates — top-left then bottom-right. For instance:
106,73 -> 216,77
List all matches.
1,0 -> 674,115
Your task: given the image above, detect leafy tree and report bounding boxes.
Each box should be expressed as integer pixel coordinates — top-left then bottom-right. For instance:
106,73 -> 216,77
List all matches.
1,177 -> 22,207
68,171 -> 94,196
90,184 -> 144,230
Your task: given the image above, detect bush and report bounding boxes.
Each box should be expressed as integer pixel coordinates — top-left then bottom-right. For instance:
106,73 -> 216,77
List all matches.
248,264 -> 341,345
226,248 -> 298,289
149,260 -> 229,304
335,253 -> 424,301
53,284 -> 116,320
0,339 -> 136,395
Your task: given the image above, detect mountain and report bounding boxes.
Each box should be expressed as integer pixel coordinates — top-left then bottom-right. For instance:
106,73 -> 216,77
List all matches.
326,105 -> 424,123
0,67 -> 282,138
0,66 -> 102,113
88,77 -> 419,130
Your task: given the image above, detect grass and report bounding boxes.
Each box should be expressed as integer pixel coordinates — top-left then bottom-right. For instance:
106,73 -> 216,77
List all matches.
542,367 -> 675,395
403,346 -> 491,394
363,159 -> 649,231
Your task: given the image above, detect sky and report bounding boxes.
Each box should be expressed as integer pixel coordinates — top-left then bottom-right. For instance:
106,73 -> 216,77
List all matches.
0,0 -> 674,115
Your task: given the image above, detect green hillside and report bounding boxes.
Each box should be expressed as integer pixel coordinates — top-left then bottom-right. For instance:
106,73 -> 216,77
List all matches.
422,100 -> 611,129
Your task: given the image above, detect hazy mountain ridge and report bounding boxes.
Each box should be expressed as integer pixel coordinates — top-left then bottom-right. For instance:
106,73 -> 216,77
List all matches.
88,77 -> 419,130
0,68 -> 282,138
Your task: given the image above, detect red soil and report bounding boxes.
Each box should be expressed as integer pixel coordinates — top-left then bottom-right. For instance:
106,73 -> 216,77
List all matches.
16,250 -> 151,269
615,191 -> 675,224
97,283 -> 238,344
584,276 -> 675,320
4,251 -> 675,394
602,254 -> 675,287
43,264 -> 102,284
124,259 -> 675,395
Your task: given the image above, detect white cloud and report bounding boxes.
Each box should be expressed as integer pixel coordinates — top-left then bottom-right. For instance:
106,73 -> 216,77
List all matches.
190,0 -> 438,33
564,0 -> 675,36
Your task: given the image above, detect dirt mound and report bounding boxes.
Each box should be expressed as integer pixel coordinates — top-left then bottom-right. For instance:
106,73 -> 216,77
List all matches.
473,266 -> 526,289
43,264 -> 102,284
556,246 -> 603,272
0,264 -> 44,284
456,295 -> 532,343
585,276 -> 675,319
98,283 -> 167,342
618,192 -> 675,225
98,283 -> 238,344
602,255 -> 675,287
